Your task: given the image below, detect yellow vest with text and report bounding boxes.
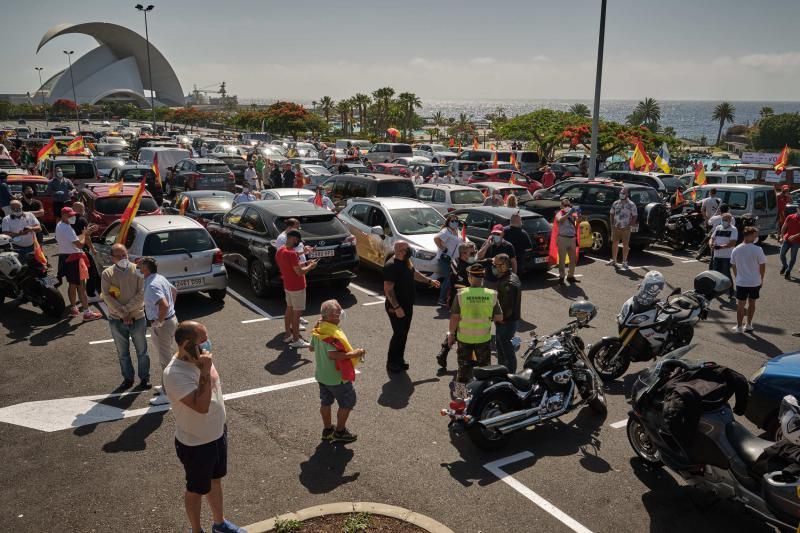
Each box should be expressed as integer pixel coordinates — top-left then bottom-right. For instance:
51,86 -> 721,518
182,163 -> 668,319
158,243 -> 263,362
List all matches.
456,287 -> 497,344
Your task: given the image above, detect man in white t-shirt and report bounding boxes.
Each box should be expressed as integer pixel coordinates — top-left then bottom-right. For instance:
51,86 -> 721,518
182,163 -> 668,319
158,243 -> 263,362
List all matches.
163,320 -> 245,533
701,188 -> 721,225
730,226 -> 766,333
709,213 -> 738,298
55,206 -> 101,321
1,200 -> 40,256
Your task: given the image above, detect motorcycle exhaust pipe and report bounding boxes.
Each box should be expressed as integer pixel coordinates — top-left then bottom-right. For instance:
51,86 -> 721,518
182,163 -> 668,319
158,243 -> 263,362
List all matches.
480,407 -> 540,431
482,383 -> 575,434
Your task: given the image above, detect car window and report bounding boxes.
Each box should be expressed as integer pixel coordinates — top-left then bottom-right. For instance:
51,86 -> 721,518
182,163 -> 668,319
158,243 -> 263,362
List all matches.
628,188 -> 661,206
754,191 -> 766,210
767,189 -> 776,209
194,195 -> 233,212
238,208 -> 267,233
224,204 -> 247,225
143,229 -> 214,255
519,152 -> 539,163
392,145 -> 412,155
466,211 -> 493,229
451,189 -> 485,204
560,185 -> 585,203
196,163 -> 229,173
659,176 -> 682,192
522,217 -> 550,233
103,223 -> 120,246
349,203 -> 370,224
94,196 -> 158,215
120,168 -> 155,182
583,186 -> 614,206
720,191 -> 748,210
433,189 -> 446,203
376,180 -> 415,198
368,207 -> 390,232
347,180 -> 369,198
416,187 -> 434,202
276,214 -> 348,238
389,207 -> 444,235
56,162 -> 96,180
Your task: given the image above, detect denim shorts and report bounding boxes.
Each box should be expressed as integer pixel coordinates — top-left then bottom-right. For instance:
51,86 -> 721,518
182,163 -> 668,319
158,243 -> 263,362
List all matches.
319,381 -> 356,409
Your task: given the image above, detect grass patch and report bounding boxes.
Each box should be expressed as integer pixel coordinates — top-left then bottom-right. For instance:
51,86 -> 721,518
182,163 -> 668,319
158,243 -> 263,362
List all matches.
274,517 -> 302,533
342,512 -> 371,533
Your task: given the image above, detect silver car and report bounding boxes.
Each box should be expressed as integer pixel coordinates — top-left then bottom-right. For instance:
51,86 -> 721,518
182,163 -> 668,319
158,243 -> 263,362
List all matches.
94,215 -> 228,300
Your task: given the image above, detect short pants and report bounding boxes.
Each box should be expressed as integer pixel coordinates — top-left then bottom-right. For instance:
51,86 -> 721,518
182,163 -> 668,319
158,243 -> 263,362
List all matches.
285,288 -> 306,311
175,426 -> 228,495
736,285 -> 761,301
318,381 -> 356,409
611,226 -> 632,244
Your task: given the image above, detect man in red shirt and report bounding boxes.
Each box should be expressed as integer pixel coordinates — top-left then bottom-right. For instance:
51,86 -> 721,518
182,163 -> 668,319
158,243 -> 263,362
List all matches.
276,229 -> 318,348
779,209 -> 800,281
777,185 -> 791,230
541,166 -> 556,189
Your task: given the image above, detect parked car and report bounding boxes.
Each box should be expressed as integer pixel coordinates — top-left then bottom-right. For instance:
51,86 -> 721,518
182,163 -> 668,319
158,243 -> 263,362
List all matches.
468,169 -> 543,193
364,142 -> 413,163
392,156 -> 432,165
512,150 -> 542,174
214,154 -> 248,183
93,215 -> 227,300
456,149 -> 513,163
531,178 -> 594,200
37,155 -> 99,188
165,157 -> 236,197
415,184 -> 486,214
599,170 -> 684,199
678,170 -> 749,189
206,200 -> 359,296
211,144 -> 248,157
335,139 -> 372,154
552,152 -> 586,165
370,162 -> 409,176
77,183 -> 161,235
337,197 -> 443,277
522,181 -> 667,252
137,147 -> 191,183
254,145 -> 287,163
683,184 -> 779,238
106,163 -> 163,204
322,173 -> 417,211
259,188 -> 316,202
162,190 -> 234,227
407,162 -> 450,181
413,144 -> 458,163
93,156 -> 126,180
6,175 -> 56,227
326,161 -> 369,175
746,350 -> 800,439
448,159 -> 516,184
450,206 -> 552,273
288,158 -> 327,167
193,137 -> 225,156
470,182 -> 532,201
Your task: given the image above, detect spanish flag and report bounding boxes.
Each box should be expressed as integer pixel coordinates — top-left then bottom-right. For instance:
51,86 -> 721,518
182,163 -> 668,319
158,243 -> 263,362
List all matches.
629,141 -> 653,171
510,152 -> 519,170
32,236 -> 47,267
65,136 -> 86,155
473,137 -> 479,150
37,137 -> 58,161
151,152 -> 162,188
179,195 -> 190,216
460,221 -> 467,241
107,179 -> 124,195
694,163 -> 707,186
116,176 -> 147,244
655,142 -> 671,173
673,188 -> 685,208
492,151 -> 499,169
775,144 -> 790,175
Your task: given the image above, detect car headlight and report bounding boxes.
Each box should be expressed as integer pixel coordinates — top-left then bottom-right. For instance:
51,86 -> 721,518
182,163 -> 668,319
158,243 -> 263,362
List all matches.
413,249 -> 437,261
749,366 -> 765,384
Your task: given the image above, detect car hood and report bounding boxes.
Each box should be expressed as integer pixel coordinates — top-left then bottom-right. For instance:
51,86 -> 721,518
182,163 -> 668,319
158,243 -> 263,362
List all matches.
400,233 -> 438,252
763,351 -> 800,378
434,151 -> 458,156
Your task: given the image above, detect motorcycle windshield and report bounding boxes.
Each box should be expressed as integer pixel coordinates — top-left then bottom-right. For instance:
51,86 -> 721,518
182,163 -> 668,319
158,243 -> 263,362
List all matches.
638,345 -> 699,390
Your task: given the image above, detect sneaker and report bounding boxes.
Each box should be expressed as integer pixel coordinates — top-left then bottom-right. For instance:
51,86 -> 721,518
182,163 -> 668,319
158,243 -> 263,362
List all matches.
298,323 -> 306,331
83,310 -> 102,321
558,277 -> 566,286
299,316 -> 309,325
149,395 -> 170,406
69,306 -> 80,317
321,427 -> 335,441
786,273 -> 792,280
211,520 -> 246,533
289,339 -> 310,348
139,379 -> 152,390
332,428 -> 358,443
744,323 -> 754,332
621,262 -> 629,271
153,385 -> 163,394
731,325 -> 743,333
606,259 -> 617,266
567,276 -> 579,283
780,266 -> 787,275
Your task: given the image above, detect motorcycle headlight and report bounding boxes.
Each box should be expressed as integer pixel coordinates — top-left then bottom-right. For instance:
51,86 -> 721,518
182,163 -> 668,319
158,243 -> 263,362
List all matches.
629,314 -> 650,325
749,366 -> 765,384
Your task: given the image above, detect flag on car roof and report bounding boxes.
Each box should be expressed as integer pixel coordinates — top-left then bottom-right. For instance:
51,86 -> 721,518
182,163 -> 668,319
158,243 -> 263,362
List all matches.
492,151 -> 499,169
107,179 -> 124,195
655,142 -> 671,173
774,144 -> 790,175
629,140 -> 653,171
36,137 -> 58,162
65,136 -> 86,155
473,137 -> 479,150
116,176 -> 147,244
151,152 -> 162,188
693,162 -> 707,185
510,152 -> 519,170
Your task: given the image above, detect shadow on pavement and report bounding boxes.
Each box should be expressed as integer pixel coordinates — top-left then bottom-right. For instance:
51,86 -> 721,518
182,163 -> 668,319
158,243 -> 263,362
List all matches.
298,442 -> 360,494
601,372 -> 639,398
0,303 -> 78,346
377,373 -> 439,409
73,388 -> 143,437
102,410 -> 166,453
552,281 -> 588,301
716,330 -> 785,358
175,293 -> 226,320
264,340 -> 312,376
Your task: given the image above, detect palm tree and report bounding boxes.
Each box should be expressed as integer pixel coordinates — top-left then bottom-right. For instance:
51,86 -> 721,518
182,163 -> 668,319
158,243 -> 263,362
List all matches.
431,111 -> 445,127
372,87 -> 395,134
398,92 -> 422,139
335,100 -> 351,135
634,97 -> 661,130
759,106 -> 774,120
318,96 -> 334,125
712,102 -> 736,145
352,93 -> 371,134
311,100 -> 318,112
662,126 -> 676,138
568,103 -> 591,118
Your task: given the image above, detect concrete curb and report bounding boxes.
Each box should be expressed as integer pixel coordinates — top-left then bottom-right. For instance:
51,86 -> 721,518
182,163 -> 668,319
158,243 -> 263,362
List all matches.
244,502 -> 454,533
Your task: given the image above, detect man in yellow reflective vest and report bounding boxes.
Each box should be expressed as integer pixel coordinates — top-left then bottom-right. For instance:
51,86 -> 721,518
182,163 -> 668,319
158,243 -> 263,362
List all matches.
447,264 -> 503,400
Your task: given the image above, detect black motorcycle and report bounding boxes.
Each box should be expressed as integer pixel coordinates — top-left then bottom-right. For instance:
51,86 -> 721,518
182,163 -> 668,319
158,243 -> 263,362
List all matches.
442,301 -> 606,450
662,208 -> 707,252
0,236 -> 65,318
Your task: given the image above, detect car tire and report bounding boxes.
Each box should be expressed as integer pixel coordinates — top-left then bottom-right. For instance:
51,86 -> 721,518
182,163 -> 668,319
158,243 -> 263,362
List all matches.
248,260 -> 270,297
590,223 -> 609,252
208,288 -> 227,301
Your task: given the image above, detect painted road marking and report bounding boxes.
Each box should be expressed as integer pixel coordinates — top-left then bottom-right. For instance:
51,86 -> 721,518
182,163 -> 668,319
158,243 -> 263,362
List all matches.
546,272 -> 584,278
351,281 -> 387,306
0,375 -> 317,432
609,419 -> 628,429
241,315 -> 284,324
484,452 -> 594,533
227,288 -> 273,320
89,334 -> 151,345
362,300 -> 387,306
646,250 -> 697,264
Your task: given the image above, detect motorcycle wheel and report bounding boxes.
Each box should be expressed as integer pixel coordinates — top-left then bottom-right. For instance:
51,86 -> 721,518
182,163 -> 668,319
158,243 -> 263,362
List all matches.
38,286 -> 66,318
587,338 -> 630,382
670,237 -> 687,252
467,394 -> 512,451
626,417 -> 663,467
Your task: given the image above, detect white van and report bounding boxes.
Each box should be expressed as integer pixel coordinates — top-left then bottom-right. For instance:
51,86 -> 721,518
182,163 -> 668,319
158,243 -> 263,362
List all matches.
684,184 -> 779,237
138,147 -> 191,180
678,171 -> 748,189
364,143 -> 413,163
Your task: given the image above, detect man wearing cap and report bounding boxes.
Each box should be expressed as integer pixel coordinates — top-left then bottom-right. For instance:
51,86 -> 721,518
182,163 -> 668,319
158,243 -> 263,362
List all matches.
477,224 -> 517,282
55,206 -> 102,321
1,199 -> 40,257
447,264 -> 503,399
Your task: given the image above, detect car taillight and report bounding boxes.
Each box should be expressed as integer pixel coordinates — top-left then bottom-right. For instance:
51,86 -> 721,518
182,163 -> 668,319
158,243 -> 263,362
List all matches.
447,207 -> 455,212
343,234 -> 356,246
213,249 -> 223,264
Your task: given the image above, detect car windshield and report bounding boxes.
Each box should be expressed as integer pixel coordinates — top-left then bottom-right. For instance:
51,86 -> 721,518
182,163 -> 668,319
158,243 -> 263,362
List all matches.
194,195 -> 233,212
259,147 -> 285,156
196,163 -> 229,173
393,145 -> 412,154
659,176 -> 682,192
627,188 -> 661,206
430,144 -> 447,151
451,190 -> 486,204
56,162 -> 95,180
303,165 -> 330,176
275,214 -> 347,238
120,169 -> 155,182
104,137 -> 126,144
376,180 -> 416,198
142,229 -> 215,256
95,196 -> 158,215
95,159 -> 124,170
522,217 -> 551,233
389,207 -> 445,235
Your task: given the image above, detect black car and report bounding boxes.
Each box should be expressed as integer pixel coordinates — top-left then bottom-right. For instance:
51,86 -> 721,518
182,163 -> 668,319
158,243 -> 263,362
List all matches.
451,206 -> 552,274
599,170 -> 684,199
163,190 -> 234,227
107,163 -> 163,204
206,200 -> 359,296
325,161 -> 368,175
214,154 -> 248,184
322,173 -> 417,211
406,162 -> 450,180
522,181 -> 667,252
166,157 -> 236,196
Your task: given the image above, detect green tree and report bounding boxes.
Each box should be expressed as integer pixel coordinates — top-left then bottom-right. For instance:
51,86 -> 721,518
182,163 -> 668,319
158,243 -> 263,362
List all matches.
263,101 -> 312,138
352,93 -> 371,134
431,111 -> 445,127
752,113 -> 800,149
759,106 -> 774,120
568,103 -> 591,118
371,87 -> 395,135
628,97 -> 661,131
712,102 -> 736,145
318,96 -> 334,125
662,126 -> 676,138
335,99 -> 352,135
398,92 -> 422,139
496,109 -> 578,159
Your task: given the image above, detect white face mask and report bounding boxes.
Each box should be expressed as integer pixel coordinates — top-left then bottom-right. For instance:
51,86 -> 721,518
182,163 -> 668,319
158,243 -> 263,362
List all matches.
722,221 -> 731,228
116,258 -> 130,270
68,216 -> 76,225
465,256 -> 476,264
491,235 -> 501,244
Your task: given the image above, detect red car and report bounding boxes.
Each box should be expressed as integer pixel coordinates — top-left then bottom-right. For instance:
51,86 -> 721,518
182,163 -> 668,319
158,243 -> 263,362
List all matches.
77,183 -> 161,235
468,169 -> 543,193
7,176 -> 57,227
370,162 -> 409,177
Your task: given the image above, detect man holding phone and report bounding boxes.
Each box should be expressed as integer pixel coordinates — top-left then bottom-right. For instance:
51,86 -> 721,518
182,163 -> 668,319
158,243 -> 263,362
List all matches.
163,320 -> 245,533
276,229 -> 318,348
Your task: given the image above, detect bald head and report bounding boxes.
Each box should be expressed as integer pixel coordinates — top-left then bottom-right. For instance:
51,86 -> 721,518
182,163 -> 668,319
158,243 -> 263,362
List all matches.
111,244 -> 128,262
175,320 -> 208,356
9,199 -> 21,211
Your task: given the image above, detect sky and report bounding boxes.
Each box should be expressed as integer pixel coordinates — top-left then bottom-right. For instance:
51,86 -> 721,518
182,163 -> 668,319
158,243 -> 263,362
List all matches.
3,0 -> 800,103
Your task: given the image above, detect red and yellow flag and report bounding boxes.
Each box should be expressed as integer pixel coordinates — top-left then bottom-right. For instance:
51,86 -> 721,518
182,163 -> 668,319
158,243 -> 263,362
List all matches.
673,188 -> 685,207
460,221 -> 467,241
37,137 -> 58,161
116,176 -> 147,244
510,152 -> 519,170
629,141 -> 653,171
694,163 -> 707,185
449,137 -> 455,148
179,195 -> 189,216
774,144 -> 790,175
492,151 -> 499,169
107,179 -> 124,195
32,236 -> 47,267
472,137 -> 479,150
313,189 -> 324,207
151,152 -> 162,188
65,136 -> 86,155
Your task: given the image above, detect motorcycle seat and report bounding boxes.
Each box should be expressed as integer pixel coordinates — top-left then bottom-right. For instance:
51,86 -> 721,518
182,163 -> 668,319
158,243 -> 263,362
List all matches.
726,420 -> 772,467
474,365 -> 510,380
508,369 -> 533,391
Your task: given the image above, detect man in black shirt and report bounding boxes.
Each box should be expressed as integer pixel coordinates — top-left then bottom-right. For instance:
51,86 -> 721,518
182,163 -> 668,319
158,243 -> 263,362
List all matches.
503,213 -> 531,274
383,241 -> 440,373
492,253 -> 522,373
281,162 -> 295,188
477,224 -> 517,285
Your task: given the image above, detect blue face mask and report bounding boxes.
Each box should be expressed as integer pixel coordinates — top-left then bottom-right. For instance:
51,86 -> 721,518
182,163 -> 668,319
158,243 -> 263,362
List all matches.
197,339 -> 212,354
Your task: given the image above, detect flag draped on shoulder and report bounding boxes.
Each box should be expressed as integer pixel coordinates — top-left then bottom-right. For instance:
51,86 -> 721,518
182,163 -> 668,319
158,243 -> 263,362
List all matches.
655,142 -> 671,173
65,136 -> 86,155
313,321 -> 360,382
775,144 -> 790,175
629,140 -> 653,171
693,162 -> 707,185
116,177 -> 147,244
37,137 -> 58,161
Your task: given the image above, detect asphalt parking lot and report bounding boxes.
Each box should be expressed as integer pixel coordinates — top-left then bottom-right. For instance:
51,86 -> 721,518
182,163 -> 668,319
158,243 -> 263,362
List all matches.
0,238 -> 797,532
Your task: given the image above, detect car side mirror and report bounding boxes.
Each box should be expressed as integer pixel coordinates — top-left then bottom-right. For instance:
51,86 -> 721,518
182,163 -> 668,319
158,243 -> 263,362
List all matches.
212,213 -> 224,223
371,225 -> 385,237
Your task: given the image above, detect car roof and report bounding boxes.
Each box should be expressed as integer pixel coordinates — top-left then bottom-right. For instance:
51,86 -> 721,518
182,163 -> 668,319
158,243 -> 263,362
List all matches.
180,190 -> 234,198
7,175 -> 48,183
82,183 -> 154,197
457,206 -> 542,218
679,170 -> 745,177
185,158 -> 225,163
351,197 -> 430,209
688,183 -> 775,190
265,188 -> 314,194
415,183 -> 475,191
119,163 -> 151,170
332,173 -> 408,181
248,200 -> 332,216
132,215 -> 202,232
472,182 -> 526,189
474,169 -> 515,175
50,156 -> 94,162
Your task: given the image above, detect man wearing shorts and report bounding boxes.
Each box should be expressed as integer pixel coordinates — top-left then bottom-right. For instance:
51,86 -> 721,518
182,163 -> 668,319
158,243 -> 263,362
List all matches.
730,226 -> 767,333
163,321 -> 245,533
275,229 -> 317,348
607,187 -> 638,270
310,299 -> 364,443
55,207 -> 101,321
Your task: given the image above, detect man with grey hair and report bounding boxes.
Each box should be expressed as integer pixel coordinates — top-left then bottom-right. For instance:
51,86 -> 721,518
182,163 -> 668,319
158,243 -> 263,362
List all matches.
139,256 -> 178,406
1,199 -> 40,256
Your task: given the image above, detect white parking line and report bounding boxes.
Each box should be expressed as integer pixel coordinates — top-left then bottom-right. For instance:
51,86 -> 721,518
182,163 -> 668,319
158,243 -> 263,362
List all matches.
546,272 -> 584,278
241,315 -> 284,324
227,288 -> 275,322
362,300 -> 387,306
89,334 -> 151,345
646,250 -> 697,263
609,419 -> 628,429
349,282 -> 381,297
484,452 -> 594,533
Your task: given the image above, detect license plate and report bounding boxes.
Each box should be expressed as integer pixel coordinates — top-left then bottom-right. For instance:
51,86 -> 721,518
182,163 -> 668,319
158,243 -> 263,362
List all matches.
175,278 -> 203,289
631,225 -> 639,233
310,249 -> 335,258
535,256 -> 549,263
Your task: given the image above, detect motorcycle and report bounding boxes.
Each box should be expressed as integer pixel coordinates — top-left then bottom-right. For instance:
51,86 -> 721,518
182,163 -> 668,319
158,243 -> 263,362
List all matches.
627,346 -> 800,531
588,270 -> 730,382
662,208 -> 707,252
442,301 -> 607,450
0,235 -> 65,318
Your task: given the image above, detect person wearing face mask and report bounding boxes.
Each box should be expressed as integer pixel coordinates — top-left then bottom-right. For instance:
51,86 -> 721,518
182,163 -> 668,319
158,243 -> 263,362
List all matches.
243,161 -> 259,191
55,206 -> 102,322
492,253 -> 522,373
19,185 -> 44,219
310,299 -> 364,443
434,215 -> 465,306
554,198 -> 579,285
503,213 -> 532,272
101,243 -> 150,389
139,256 -> 178,406
46,168 -> 76,219
607,187 -> 638,270
709,213 -> 738,298
1,199 -> 40,257
730,226 -> 767,333
0,172 -> 12,217
163,320 -> 246,533
477,224 -> 517,284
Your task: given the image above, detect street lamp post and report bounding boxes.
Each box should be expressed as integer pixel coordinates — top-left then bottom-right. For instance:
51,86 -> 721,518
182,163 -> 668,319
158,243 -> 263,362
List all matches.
135,4 -> 157,132
34,67 -> 48,124
588,0 -> 607,179
62,51 -> 81,132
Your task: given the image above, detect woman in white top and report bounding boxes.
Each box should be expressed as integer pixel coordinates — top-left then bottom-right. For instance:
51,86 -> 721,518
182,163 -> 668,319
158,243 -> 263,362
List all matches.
434,214 -> 464,306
